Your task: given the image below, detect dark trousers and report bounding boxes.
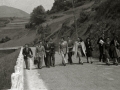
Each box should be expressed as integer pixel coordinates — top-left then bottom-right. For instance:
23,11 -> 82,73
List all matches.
44,56 -> 47,67
50,53 -> 55,66
46,52 -> 50,67
24,58 -> 29,69
99,47 -> 105,62
68,52 -> 73,64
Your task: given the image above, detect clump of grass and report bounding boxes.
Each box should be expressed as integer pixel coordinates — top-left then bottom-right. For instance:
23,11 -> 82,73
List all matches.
0,49 -> 20,90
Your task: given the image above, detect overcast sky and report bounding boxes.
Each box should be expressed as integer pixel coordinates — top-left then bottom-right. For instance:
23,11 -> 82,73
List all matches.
0,0 -> 54,14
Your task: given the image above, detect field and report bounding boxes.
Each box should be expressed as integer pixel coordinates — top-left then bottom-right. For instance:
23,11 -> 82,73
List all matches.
0,49 -> 20,89
0,17 -> 36,48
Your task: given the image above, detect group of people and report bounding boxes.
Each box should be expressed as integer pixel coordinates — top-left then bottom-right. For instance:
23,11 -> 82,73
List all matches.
22,36 -> 120,70
97,36 -> 120,65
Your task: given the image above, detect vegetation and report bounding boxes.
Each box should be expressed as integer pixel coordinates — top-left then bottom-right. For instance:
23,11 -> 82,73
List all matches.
0,36 -> 11,43
35,25 -> 51,42
0,49 -> 20,89
30,5 -> 46,25
49,0 -> 92,14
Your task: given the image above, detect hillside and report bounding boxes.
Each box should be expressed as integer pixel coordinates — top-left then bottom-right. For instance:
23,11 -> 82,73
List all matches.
33,0 -> 120,57
44,0 -> 120,44
0,0 -> 120,52
0,6 -> 29,17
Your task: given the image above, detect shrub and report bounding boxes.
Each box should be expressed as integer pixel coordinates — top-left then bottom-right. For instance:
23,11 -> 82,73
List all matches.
30,5 -> 46,25
0,36 -> 11,43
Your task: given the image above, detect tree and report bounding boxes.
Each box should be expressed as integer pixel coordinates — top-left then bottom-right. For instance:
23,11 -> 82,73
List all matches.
30,5 -> 46,25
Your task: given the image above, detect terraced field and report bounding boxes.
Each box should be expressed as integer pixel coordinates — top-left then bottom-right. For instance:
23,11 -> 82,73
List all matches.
0,17 -> 36,48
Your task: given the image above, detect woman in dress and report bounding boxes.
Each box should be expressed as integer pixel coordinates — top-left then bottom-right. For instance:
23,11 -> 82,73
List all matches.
35,41 -> 46,69
110,37 -> 120,65
73,37 -> 86,65
85,38 -> 93,64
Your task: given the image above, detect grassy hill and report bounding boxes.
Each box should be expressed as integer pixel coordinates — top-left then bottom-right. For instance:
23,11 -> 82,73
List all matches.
0,6 -> 30,17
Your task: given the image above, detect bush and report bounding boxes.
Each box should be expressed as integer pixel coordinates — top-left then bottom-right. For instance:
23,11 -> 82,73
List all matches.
78,11 -> 89,23
0,36 -> 11,43
30,5 -> 46,25
64,6 -> 70,11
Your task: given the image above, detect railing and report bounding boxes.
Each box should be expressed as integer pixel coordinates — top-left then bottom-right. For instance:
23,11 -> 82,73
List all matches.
10,47 -> 24,90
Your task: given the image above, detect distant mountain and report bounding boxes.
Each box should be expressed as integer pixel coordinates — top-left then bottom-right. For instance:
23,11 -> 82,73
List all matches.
0,6 -> 30,17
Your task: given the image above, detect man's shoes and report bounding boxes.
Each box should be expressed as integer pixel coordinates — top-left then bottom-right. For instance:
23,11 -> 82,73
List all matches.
47,66 -> 50,68
64,64 -> 66,66
115,63 -> 118,66
53,65 -> 55,67
79,62 -> 83,65
106,62 -> 110,66
91,61 -> 93,64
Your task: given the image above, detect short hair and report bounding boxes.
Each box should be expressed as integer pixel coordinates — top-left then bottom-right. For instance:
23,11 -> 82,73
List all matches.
39,40 -> 42,43
61,37 -> 64,40
78,37 -> 83,41
25,44 -> 28,46
45,40 -> 48,43
86,37 -> 90,41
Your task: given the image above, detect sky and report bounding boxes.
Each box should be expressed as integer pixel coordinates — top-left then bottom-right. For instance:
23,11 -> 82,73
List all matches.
0,0 -> 54,14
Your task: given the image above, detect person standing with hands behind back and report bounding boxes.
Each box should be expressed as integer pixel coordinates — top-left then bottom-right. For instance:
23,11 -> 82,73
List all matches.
23,44 -> 33,70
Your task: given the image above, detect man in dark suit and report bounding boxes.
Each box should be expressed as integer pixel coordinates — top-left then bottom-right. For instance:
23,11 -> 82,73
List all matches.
44,40 -> 51,68
22,44 -> 33,70
97,37 -> 105,62
49,38 -> 56,67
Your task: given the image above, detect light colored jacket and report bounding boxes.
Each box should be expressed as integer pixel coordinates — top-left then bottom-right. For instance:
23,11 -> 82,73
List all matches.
35,45 -> 46,57
73,41 -> 86,58
59,41 -> 68,54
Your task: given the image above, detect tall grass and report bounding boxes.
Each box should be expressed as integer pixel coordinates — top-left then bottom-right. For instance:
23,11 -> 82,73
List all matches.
0,49 -> 20,89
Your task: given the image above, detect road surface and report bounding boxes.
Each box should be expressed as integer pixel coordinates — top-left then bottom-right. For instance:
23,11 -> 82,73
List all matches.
24,47 -> 120,90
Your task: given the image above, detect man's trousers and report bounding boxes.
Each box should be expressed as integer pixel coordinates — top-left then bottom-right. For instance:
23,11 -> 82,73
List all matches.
68,52 -> 73,64
24,58 -> 30,69
37,56 -> 44,68
50,53 -> 55,66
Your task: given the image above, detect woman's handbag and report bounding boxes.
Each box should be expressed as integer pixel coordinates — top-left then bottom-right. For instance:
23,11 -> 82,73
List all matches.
34,57 -> 38,65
